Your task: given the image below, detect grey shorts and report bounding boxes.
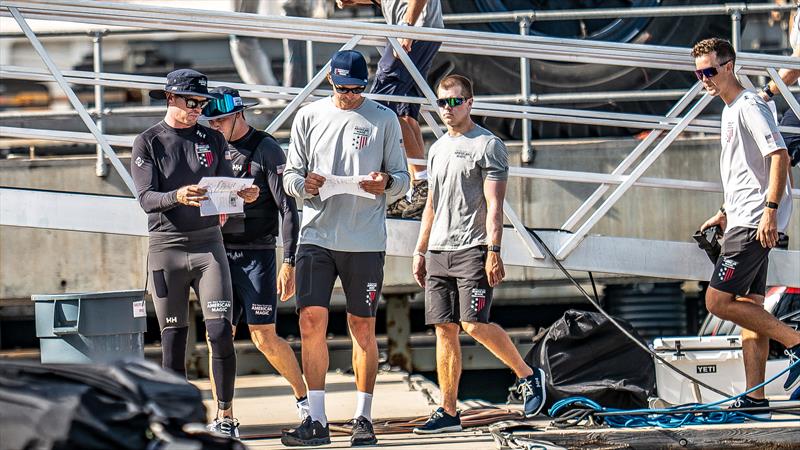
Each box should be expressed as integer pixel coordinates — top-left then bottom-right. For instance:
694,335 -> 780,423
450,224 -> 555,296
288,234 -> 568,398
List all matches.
709,226 -> 770,297
425,246 -> 492,325
148,227 -> 233,330
295,244 -> 384,317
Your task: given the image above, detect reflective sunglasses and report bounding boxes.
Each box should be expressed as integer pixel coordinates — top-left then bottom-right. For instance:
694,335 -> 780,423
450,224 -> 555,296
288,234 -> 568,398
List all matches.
436,97 -> 467,108
694,60 -> 732,80
333,85 -> 366,94
203,93 -> 243,116
175,95 -> 210,110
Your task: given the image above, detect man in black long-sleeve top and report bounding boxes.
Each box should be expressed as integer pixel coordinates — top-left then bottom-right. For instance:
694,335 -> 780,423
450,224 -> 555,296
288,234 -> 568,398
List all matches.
202,86 -> 309,420
131,69 -> 258,438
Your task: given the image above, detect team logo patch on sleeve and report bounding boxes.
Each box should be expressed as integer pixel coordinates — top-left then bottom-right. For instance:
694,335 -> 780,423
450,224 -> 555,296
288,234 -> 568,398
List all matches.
718,258 -> 738,282
352,126 -> 371,151
134,156 -> 144,167
195,143 -> 214,168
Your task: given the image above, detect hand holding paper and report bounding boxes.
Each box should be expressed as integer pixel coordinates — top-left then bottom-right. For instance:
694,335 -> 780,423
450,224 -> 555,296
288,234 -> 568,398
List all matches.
317,174 -> 376,201
197,176 -> 255,216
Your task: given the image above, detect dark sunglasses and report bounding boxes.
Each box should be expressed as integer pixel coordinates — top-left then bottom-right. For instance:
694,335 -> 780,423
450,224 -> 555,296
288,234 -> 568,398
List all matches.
175,95 -> 210,110
436,97 -> 468,108
694,60 -> 732,80
202,93 -> 242,116
334,85 -> 366,94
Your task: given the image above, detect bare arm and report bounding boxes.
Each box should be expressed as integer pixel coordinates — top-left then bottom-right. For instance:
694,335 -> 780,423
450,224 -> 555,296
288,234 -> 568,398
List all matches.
484,179 -> 507,287
763,46 -> 800,100
403,0 -> 427,25
411,191 -> 435,287
336,0 -> 375,7
756,149 -> 790,248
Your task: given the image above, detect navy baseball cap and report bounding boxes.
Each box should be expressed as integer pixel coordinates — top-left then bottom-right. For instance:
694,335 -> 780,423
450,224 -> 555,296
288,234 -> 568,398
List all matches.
149,69 -> 218,100
329,50 -> 368,86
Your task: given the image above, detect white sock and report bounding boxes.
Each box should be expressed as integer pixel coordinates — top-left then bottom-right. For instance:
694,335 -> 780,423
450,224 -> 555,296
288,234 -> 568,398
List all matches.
414,169 -> 428,180
308,390 -> 327,426
354,391 -> 373,421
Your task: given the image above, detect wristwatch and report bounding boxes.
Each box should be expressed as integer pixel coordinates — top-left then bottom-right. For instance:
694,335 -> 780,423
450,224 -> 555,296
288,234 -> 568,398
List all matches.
762,83 -> 775,99
765,201 -> 779,209
487,245 -> 501,253
283,256 -> 296,267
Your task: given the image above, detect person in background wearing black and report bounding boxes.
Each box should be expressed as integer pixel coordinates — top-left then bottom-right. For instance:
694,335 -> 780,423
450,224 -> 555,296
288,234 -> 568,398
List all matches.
131,69 -> 259,438
202,86 -> 309,421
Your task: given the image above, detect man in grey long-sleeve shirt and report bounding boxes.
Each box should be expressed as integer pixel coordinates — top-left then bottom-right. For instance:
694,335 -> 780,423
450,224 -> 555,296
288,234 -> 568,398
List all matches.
281,50 -> 409,447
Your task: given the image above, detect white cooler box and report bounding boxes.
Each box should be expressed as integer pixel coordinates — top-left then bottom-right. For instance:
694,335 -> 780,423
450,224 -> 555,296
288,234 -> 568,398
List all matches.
653,335 -> 789,405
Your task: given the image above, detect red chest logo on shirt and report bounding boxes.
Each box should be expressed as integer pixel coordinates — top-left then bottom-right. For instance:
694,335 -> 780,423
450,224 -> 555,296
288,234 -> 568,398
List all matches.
195,143 -> 213,168
725,123 -> 734,143
352,126 -> 371,151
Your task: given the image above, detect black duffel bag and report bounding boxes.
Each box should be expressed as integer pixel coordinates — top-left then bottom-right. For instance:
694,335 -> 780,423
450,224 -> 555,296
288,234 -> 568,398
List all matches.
524,309 -> 655,413
0,358 -> 242,450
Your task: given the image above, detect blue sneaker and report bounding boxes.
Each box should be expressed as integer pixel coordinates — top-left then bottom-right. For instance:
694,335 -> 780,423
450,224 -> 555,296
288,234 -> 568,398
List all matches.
517,368 -> 547,417
729,395 -> 771,420
784,344 -> 800,391
412,407 -> 462,434
790,386 -> 800,401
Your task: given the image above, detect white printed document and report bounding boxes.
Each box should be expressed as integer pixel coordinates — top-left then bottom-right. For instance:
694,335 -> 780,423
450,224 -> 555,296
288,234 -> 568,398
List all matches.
318,174 -> 376,201
198,176 -> 254,216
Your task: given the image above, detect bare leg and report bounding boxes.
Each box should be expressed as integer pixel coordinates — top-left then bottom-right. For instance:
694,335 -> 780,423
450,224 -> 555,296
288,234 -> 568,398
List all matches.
347,314 -> 378,393
706,287 -> 800,348
250,324 -> 307,399
299,306 -> 329,390
461,321 -> 534,379
435,323 -> 461,416
398,115 -> 426,178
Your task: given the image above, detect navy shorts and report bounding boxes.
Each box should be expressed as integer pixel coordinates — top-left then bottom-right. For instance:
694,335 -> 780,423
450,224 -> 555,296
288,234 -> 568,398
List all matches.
226,249 -> 278,326
425,246 -> 493,325
370,40 -> 441,120
295,244 -> 384,318
709,227 -> 770,297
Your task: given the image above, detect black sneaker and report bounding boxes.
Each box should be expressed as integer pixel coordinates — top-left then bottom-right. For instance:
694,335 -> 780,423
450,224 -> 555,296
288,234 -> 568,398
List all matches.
206,417 -> 240,439
784,344 -> 800,390
729,395 -> 771,420
401,180 -> 428,219
517,368 -> 547,417
281,416 -> 330,447
386,197 -> 410,217
412,407 -> 462,434
350,416 -> 377,446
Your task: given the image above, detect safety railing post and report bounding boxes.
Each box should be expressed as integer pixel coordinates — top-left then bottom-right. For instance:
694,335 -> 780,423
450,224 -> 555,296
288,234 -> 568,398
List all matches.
731,10 -> 742,52
91,29 -> 108,178
305,40 -> 314,85
519,17 -> 534,165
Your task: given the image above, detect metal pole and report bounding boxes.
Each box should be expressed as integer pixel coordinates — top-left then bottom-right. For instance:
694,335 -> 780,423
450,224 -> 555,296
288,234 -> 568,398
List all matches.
731,10 -> 742,52
305,40 -> 314,86
519,17 -> 533,165
92,29 -> 108,177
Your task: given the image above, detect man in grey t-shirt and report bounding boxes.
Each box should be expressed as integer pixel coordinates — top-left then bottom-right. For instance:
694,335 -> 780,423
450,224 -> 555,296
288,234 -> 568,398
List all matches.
693,38 -> 800,411
410,75 -> 546,434
281,50 -> 410,447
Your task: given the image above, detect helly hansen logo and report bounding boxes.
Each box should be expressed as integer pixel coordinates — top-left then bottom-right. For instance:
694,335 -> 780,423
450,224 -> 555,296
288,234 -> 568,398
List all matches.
697,364 -> 717,374
470,288 -> 487,312
166,316 -> 178,324
365,282 -> 378,306
718,258 -> 738,282
233,163 -> 243,172
195,143 -> 214,168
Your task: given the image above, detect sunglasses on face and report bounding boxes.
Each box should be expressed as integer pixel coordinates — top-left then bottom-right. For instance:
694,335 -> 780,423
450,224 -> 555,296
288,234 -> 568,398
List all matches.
202,93 -> 242,116
694,60 -> 732,81
334,85 -> 366,94
175,95 -> 210,110
436,97 -> 468,108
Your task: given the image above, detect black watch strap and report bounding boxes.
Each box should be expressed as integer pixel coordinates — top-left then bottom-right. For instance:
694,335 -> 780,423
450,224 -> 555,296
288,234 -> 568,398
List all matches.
762,83 -> 775,98
765,201 -> 779,209
487,245 -> 501,252
283,256 -> 296,266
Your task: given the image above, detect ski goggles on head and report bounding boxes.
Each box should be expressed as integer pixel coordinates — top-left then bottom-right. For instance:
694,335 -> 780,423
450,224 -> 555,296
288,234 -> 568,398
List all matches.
203,93 -> 244,116
693,60 -> 732,80
436,97 -> 468,108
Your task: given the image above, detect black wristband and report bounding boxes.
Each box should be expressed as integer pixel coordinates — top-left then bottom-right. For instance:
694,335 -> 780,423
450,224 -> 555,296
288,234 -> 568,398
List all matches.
765,201 -> 779,209
762,83 -> 775,98
487,245 -> 501,252
283,256 -> 295,266
719,205 -> 726,216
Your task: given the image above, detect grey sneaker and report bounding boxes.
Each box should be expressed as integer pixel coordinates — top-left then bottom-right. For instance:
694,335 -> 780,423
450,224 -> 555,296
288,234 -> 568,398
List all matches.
206,417 -> 240,439
401,179 -> 427,219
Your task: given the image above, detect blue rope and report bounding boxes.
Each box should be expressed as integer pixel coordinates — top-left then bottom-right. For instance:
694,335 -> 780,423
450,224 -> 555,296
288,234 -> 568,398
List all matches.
548,358 -> 800,428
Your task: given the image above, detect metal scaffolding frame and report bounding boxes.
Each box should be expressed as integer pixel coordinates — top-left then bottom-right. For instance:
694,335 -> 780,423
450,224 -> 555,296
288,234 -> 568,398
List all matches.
1,0 -> 799,284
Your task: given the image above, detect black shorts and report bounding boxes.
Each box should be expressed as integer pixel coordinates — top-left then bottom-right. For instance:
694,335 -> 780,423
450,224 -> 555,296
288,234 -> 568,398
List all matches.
295,244 -> 384,318
227,249 -> 278,326
709,227 -> 770,297
148,227 -> 233,331
370,40 -> 441,120
424,246 -> 492,325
